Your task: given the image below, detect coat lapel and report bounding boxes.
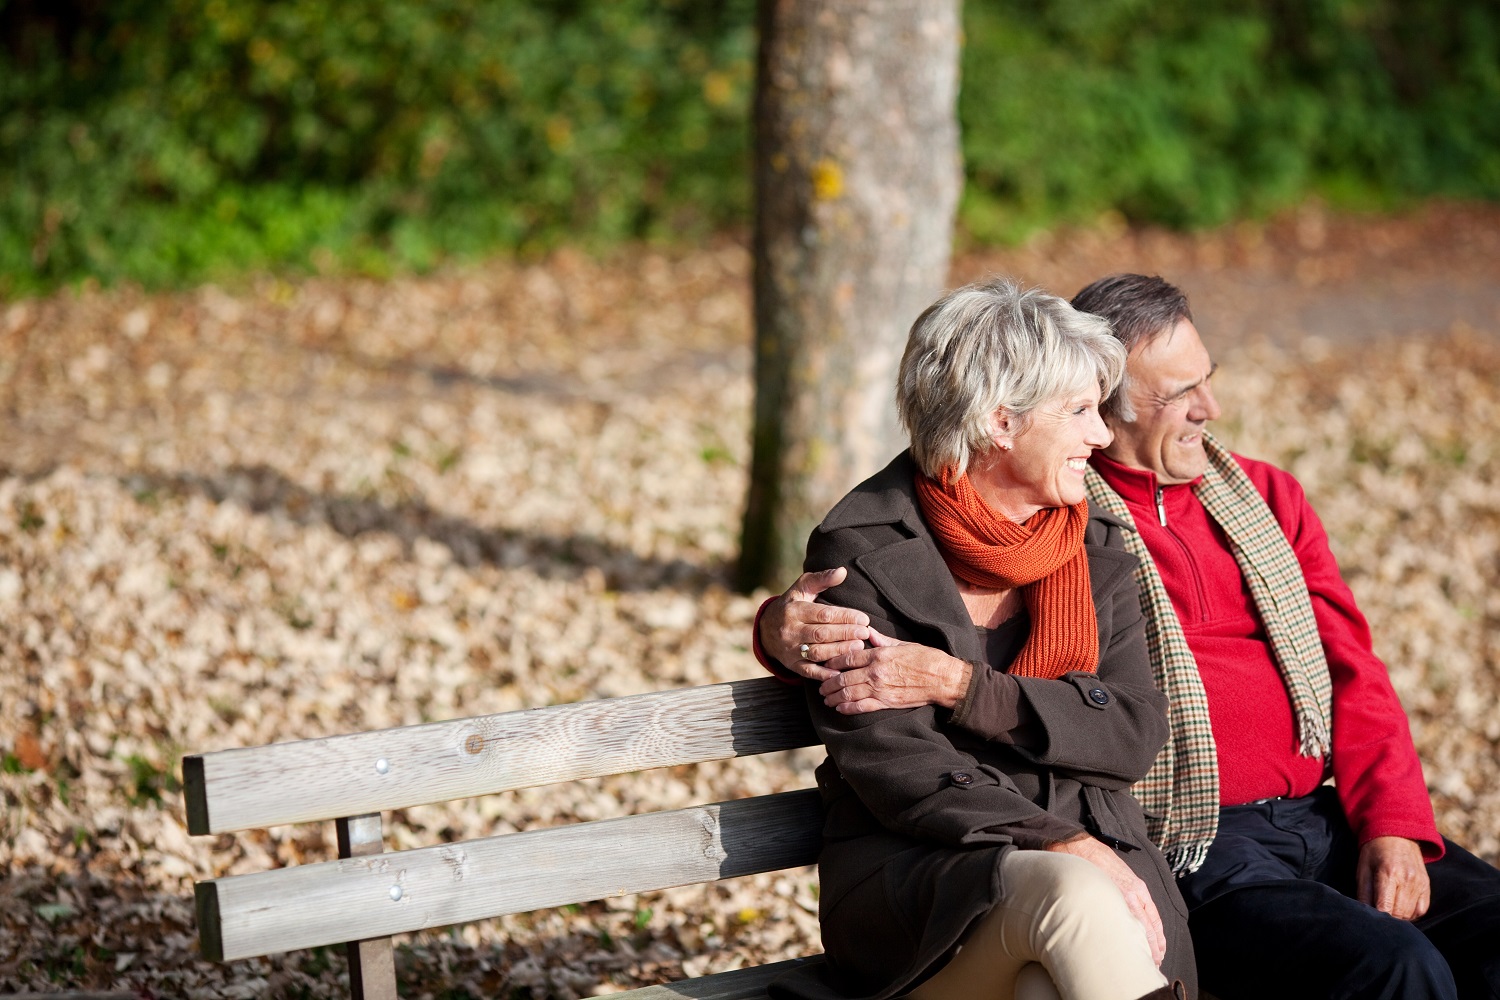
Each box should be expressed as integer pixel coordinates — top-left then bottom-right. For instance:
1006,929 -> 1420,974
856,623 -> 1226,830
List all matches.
855,538 -> 982,660
1086,544 -> 1135,607
1085,543 -> 1137,660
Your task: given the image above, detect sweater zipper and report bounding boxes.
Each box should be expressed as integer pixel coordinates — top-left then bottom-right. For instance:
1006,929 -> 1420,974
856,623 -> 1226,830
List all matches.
1150,483 -> 1213,620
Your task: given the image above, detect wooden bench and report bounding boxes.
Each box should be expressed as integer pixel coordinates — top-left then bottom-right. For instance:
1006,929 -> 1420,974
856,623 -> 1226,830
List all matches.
181,677 -> 826,999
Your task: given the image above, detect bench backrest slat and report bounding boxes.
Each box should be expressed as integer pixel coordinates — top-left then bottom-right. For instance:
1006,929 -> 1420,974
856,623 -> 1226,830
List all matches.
183,677 -> 816,835
197,788 -> 823,962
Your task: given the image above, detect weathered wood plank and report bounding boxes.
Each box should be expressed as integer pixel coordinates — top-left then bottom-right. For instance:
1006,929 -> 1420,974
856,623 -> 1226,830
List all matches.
200,790 -> 822,961
611,957 -> 824,999
183,678 -> 815,835
195,879 -> 224,962
336,814 -> 398,1000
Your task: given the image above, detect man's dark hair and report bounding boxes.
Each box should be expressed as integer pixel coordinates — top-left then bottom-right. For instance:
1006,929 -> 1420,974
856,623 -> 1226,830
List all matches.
1070,274 -> 1193,420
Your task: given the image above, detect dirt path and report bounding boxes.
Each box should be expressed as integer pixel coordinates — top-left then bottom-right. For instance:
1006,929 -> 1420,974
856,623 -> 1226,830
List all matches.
956,200 -> 1500,347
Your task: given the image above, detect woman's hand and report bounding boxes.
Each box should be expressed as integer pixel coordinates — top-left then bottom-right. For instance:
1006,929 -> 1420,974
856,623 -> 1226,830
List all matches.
759,568 -> 873,681
819,638 -> 972,713
1045,834 -> 1167,966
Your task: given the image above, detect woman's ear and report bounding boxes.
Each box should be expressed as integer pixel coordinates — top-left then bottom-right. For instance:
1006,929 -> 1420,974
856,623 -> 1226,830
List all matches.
989,408 -> 1016,452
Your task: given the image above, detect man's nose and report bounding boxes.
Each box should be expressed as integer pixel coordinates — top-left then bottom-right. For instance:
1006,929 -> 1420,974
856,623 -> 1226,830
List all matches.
1191,384 -> 1222,422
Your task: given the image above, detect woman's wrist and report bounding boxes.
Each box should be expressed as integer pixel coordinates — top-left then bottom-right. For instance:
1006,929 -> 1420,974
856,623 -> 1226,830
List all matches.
942,655 -> 974,709
1042,831 -> 1094,852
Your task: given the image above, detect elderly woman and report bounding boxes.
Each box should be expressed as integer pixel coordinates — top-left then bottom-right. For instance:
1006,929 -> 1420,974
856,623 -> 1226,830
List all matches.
765,279 -> 1194,1000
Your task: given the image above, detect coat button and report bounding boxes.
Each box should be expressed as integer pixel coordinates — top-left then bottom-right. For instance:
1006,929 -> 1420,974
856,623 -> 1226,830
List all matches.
1088,687 -> 1110,705
950,771 -> 974,786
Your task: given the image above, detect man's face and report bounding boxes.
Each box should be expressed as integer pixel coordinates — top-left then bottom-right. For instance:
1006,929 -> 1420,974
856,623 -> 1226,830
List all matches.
1102,318 -> 1222,484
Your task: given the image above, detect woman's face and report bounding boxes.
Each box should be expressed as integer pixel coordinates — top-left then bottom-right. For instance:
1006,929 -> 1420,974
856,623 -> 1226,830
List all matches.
979,383 -> 1114,521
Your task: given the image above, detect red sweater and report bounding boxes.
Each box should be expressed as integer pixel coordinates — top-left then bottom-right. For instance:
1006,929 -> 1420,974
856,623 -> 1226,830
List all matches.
1091,452 -> 1442,858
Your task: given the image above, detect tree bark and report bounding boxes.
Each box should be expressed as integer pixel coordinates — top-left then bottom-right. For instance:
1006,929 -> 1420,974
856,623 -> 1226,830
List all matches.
739,0 -> 962,592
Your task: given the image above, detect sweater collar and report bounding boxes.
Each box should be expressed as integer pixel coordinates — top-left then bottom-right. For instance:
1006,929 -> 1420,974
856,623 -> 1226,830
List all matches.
1089,451 -> 1203,507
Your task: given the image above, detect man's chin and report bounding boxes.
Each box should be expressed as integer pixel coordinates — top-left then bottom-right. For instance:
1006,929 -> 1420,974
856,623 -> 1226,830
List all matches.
1166,444 -> 1209,482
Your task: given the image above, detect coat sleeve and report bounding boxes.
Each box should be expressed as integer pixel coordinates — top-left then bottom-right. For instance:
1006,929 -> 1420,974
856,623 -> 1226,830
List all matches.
951,542 -> 1170,786
805,523 -> 1086,850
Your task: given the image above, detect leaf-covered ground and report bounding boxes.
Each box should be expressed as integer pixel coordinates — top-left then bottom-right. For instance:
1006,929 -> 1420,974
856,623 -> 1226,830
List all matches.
3,204 -> 1499,998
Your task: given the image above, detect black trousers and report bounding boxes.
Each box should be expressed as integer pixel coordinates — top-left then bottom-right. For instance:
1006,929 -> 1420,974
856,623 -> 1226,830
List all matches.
1178,788 -> 1500,1000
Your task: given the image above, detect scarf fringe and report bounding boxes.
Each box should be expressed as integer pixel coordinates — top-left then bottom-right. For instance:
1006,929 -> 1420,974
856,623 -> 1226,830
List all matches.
1299,717 -> 1333,760
1165,841 -> 1212,876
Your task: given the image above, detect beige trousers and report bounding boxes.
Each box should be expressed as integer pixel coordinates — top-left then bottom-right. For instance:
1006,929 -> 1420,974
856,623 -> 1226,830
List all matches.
905,850 -> 1168,1000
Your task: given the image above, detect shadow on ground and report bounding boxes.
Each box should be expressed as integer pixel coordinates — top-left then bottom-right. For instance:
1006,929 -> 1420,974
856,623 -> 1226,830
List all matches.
127,464 -> 730,594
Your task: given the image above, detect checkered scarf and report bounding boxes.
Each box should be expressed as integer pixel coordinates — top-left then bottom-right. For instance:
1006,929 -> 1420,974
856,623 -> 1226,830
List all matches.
1085,432 -> 1333,874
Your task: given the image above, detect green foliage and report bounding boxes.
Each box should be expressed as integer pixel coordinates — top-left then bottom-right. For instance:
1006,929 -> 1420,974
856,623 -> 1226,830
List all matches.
0,0 -> 756,295
2,0 -> 1498,293
121,751 -> 180,807
958,0 -> 1500,239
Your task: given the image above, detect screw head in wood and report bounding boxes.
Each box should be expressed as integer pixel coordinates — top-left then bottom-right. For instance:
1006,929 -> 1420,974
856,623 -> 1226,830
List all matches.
389,885 -> 403,901
375,758 -> 390,774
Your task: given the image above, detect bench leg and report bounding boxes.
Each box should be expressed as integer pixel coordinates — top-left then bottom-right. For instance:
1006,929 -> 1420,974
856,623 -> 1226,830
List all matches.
336,813 -> 399,1000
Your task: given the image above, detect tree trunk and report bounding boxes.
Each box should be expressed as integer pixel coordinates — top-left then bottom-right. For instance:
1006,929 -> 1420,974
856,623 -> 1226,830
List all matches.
738,0 -> 962,592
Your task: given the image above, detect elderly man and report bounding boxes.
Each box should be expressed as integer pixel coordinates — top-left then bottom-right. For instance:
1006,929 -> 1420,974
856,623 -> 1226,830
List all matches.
754,274 -> 1500,1000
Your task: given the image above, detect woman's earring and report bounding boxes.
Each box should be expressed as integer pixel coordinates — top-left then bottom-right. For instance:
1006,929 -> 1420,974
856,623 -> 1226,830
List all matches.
998,440 -> 1013,452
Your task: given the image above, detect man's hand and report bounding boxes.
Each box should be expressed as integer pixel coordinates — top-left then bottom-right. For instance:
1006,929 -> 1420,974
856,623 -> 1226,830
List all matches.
1357,836 -> 1430,920
759,568 -> 872,681
818,640 -> 971,713
1045,834 -> 1167,966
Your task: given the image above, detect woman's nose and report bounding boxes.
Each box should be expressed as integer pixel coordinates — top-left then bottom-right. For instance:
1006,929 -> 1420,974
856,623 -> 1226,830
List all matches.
1088,411 -> 1113,448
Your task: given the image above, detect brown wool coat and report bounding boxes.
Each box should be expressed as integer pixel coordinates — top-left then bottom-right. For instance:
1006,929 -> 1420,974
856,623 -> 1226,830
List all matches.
770,452 -> 1197,1000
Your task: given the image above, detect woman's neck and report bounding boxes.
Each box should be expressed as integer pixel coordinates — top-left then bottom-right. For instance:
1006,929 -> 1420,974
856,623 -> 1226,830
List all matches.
967,461 -> 1041,524
955,576 -> 1023,628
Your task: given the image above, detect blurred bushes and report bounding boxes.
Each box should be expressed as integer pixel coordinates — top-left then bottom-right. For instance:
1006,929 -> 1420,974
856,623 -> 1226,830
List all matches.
0,0 -> 757,294
2,0 -> 1497,294
959,0 -> 1500,241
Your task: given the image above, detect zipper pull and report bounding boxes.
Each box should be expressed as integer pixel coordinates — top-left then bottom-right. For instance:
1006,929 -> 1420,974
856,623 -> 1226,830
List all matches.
1156,487 -> 1167,527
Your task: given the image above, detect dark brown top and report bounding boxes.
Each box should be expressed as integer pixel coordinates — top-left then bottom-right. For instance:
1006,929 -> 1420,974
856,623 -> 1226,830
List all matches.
952,614 -> 1040,747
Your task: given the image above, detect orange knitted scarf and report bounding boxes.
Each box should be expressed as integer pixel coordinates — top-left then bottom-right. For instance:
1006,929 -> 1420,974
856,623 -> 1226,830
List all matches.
913,469 -> 1098,679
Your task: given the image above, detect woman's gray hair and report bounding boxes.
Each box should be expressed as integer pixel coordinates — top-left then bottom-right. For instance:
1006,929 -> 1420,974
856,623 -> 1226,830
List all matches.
898,277 -> 1126,479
